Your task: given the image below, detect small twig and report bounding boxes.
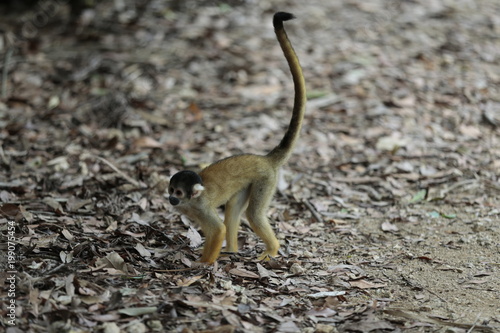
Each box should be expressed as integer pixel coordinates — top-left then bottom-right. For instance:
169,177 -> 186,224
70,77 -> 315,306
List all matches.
153,267 -> 200,273
0,144 -> 10,165
2,47 -> 14,99
424,286 -> 447,303
440,179 -> 479,196
485,180 -> 500,192
46,263 -> 67,275
401,274 -> 447,303
304,200 -> 323,223
90,154 -> 142,188
466,312 -> 482,333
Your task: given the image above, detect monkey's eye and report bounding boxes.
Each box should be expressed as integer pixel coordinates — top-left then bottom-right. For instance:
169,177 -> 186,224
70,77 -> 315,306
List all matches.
175,190 -> 183,197
168,187 -> 174,194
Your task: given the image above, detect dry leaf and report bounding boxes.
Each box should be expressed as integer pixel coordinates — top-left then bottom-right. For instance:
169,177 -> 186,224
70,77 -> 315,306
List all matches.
135,243 -> 151,258
0,203 -> 20,218
118,307 -> 157,316
96,252 -> 129,274
60,251 -> 74,263
61,228 -> 74,241
43,197 -> 65,214
376,134 -> 409,151
306,307 -> 337,317
177,275 -> 203,287
101,322 -> 121,333
381,221 -> 399,232
467,279 -> 489,284
349,279 -> 387,289
66,197 -> 92,212
229,268 -> 259,279
186,226 -> 203,248
133,136 -> 163,149
308,291 -> 346,299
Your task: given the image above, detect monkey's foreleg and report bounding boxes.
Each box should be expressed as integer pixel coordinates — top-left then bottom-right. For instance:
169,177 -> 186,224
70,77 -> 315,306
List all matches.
198,212 -> 226,263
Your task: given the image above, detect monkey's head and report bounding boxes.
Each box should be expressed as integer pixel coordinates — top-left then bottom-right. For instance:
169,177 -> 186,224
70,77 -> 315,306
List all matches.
168,170 -> 205,206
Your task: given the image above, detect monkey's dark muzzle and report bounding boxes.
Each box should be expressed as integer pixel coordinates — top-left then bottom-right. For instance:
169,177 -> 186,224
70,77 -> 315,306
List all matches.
169,196 -> 180,206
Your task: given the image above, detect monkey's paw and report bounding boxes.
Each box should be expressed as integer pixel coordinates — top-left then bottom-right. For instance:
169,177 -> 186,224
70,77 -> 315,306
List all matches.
257,251 -> 278,261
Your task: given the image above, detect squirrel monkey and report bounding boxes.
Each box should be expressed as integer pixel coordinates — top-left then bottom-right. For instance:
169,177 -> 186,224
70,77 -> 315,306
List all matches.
168,12 -> 306,264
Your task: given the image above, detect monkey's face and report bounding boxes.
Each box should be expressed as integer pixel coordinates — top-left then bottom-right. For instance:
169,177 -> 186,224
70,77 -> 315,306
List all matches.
168,186 -> 184,206
168,170 -> 205,206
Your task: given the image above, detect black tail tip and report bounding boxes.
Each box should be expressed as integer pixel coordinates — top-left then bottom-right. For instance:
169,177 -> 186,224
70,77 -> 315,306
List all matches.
273,12 -> 295,27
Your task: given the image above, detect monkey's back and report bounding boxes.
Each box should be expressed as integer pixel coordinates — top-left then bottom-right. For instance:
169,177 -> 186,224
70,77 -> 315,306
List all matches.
199,154 -> 277,208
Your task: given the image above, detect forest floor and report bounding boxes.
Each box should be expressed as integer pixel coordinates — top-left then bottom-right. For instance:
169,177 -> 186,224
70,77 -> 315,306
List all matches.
0,0 -> 499,332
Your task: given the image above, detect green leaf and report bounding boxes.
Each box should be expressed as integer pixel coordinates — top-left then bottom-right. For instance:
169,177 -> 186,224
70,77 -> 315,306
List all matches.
410,189 -> 427,203
307,90 -> 330,99
428,211 -> 440,218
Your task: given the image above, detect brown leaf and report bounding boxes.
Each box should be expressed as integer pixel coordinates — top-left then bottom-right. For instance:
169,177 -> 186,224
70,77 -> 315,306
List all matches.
95,252 -> 129,274
229,268 -> 259,279
133,136 -> 163,149
43,197 -> 65,215
176,275 -> 203,287
349,279 -> 387,289
66,197 -> 92,212
0,203 -> 20,218
188,102 -> 203,121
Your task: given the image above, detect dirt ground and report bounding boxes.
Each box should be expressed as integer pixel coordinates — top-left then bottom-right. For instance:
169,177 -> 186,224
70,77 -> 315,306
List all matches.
0,0 -> 499,332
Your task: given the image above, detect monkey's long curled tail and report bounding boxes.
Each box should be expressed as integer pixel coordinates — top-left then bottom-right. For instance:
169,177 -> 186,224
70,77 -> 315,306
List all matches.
267,12 -> 306,166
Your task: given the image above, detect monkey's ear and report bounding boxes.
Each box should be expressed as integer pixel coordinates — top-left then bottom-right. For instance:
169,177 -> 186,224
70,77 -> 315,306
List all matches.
191,183 -> 205,198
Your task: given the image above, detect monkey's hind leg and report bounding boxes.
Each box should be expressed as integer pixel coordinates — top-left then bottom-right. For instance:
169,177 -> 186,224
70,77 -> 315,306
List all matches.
223,189 -> 250,253
245,180 -> 280,260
